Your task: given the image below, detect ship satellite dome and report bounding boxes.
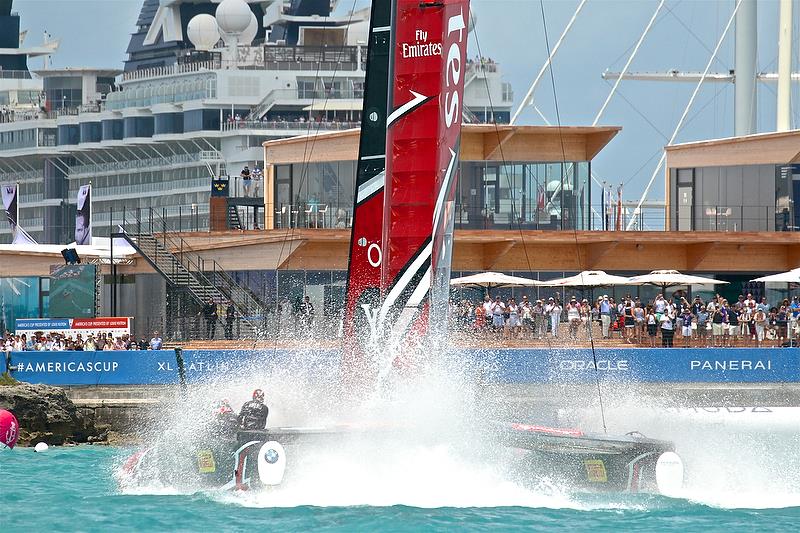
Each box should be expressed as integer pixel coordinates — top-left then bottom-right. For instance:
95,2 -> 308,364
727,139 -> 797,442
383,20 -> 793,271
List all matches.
547,179 -> 573,192
216,0 -> 253,35
187,14 -> 220,51
239,12 -> 259,46
34,442 -> 49,453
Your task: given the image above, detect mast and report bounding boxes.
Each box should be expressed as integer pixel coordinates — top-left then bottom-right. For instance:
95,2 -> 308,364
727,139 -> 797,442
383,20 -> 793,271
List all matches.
342,0 -> 392,374
734,0 -> 758,136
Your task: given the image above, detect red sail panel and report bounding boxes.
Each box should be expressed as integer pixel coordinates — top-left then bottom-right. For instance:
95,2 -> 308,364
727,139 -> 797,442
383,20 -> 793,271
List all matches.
381,0 -> 470,340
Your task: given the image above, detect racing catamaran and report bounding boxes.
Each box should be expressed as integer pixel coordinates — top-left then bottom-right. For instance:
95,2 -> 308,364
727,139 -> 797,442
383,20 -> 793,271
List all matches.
123,0 -> 682,494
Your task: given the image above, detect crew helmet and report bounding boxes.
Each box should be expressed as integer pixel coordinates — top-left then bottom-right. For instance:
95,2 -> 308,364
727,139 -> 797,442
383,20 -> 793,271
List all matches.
252,389 -> 265,402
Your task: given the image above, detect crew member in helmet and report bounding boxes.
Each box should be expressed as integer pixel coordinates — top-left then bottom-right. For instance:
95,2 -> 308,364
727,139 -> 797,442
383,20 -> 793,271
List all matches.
238,389 -> 269,430
209,399 -> 238,439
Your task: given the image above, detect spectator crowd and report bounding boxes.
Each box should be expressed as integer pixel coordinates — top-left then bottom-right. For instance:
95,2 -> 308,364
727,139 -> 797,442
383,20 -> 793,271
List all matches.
2,331 -> 163,353
452,292 -> 800,347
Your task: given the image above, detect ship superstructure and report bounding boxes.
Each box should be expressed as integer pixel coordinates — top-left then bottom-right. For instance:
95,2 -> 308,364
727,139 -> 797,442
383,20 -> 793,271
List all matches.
0,0 -> 513,244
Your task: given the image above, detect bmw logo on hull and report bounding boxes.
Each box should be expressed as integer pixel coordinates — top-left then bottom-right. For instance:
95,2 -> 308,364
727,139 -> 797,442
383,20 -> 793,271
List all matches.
265,448 -> 279,464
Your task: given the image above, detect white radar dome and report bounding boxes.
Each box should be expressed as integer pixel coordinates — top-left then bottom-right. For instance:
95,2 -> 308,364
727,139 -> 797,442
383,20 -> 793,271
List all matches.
216,0 -> 253,35
187,14 -> 221,51
239,12 -> 259,46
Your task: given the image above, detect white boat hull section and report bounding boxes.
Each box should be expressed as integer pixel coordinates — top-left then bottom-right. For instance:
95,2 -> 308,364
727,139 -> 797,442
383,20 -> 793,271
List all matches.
655,451 -> 684,496
257,441 -> 287,486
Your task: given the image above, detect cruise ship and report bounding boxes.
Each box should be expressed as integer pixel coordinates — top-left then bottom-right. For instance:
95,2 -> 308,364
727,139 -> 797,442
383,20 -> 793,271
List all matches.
0,0 -> 514,244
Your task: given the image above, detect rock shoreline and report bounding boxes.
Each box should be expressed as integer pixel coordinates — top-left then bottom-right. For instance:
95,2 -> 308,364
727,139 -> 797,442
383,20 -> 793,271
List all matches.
0,383 -> 109,446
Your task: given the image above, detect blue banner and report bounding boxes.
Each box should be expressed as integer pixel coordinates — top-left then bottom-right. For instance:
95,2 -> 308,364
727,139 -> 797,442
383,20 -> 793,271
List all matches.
6,347 -> 800,386
477,348 -> 800,384
15,318 -> 71,331
8,349 -> 341,386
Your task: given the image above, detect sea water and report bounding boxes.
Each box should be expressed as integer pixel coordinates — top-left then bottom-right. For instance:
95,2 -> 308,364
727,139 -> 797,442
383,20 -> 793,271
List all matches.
2,444 -> 798,532
3,348 -> 799,531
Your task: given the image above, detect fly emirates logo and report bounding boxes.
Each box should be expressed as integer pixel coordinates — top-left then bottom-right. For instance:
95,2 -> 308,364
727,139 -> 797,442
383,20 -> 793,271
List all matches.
401,29 -> 443,59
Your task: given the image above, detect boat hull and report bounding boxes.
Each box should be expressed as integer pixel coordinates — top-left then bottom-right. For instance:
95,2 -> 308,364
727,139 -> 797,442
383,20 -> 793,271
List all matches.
121,426 -> 678,494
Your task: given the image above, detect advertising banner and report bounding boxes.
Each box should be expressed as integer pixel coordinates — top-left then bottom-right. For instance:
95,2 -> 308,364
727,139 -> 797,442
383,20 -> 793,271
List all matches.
75,184 -> 92,245
14,317 -> 131,338
6,347 -> 799,386
478,348 -> 800,384
8,348 -> 340,386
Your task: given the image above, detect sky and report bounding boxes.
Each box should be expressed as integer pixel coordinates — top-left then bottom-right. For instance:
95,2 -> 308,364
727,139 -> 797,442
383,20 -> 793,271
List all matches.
14,0 -> 799,207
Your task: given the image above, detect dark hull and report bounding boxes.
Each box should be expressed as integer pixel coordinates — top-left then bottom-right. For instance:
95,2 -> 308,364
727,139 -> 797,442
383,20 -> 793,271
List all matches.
494,424 -> 675,492
122,425 -> 677,494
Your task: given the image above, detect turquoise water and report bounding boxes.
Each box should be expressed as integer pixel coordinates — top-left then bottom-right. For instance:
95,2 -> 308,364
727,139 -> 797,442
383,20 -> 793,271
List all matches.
2,446 -> 798,532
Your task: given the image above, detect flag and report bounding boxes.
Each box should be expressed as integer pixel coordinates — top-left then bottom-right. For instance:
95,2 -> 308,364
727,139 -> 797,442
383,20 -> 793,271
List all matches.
2,183 -> 37,245
75,184 -> 92,245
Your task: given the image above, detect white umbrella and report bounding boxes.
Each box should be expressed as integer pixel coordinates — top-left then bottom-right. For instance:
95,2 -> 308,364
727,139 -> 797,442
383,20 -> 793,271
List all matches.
627,269 -> 728,291
539,270 -> 638,288
450,272 -> 541,290
751,268 -> 800,284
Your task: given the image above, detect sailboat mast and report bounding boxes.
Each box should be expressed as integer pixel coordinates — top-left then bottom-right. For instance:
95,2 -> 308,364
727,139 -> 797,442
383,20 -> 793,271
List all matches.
342,0 -> 392,373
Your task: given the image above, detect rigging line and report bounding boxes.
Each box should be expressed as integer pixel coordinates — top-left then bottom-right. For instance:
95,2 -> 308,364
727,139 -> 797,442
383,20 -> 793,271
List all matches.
469,8 -> 556,355
539,0 -> 607,434
469,12 -> 538,284
627,0 -> 742,230
510,0 -> 589,125
662,0 -> 729,71
621,79 -> 728,189
267,1 -> 359,352
603,80 -> 671,141
604,0 -> 679,69
593,0 -> 665,126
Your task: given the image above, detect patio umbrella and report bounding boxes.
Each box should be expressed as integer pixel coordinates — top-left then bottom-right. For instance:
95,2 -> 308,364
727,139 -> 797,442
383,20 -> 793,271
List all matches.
450,272 -> 541,292
538,270 -> 638,288
750,268 -> 800,284
627,270 -> 728,292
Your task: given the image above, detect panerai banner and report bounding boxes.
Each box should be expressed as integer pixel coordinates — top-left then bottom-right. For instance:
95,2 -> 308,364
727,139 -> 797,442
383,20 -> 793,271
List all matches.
75,184 -> 92,245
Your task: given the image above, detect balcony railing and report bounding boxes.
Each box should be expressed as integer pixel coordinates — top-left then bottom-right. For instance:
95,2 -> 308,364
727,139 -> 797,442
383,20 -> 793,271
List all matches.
0,70 -> 33,79
70,177 -> 211,201
68,152 -> 209,177
120,45 -> 367,83
221,120 -> 360,132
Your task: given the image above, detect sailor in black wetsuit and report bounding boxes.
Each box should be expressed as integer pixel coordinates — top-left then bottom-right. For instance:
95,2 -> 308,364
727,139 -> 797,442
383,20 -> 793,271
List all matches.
238,389 -> 269,430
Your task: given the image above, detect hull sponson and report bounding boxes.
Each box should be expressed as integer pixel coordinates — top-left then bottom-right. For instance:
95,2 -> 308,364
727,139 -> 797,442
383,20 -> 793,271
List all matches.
342,0 -> 392,375
381,0 -> 470,342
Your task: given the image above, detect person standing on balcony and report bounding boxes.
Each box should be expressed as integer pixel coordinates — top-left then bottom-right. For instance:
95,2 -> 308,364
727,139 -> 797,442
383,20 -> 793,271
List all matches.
241,166 -> 252,197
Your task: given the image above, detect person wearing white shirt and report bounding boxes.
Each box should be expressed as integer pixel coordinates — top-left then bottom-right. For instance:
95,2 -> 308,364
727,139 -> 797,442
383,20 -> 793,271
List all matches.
490,296 -> 506,331
546,297 -> 562,338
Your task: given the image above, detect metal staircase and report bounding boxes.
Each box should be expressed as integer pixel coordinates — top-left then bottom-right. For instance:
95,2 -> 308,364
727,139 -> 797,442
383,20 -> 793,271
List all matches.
115,208 -> 265,337
227,203 -> 243,230
246,88 -> 280,120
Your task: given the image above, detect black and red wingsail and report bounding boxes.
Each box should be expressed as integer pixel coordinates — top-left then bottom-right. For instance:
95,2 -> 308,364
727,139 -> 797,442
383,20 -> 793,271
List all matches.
342,0 -> 392,375
344,0 -> 470,374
